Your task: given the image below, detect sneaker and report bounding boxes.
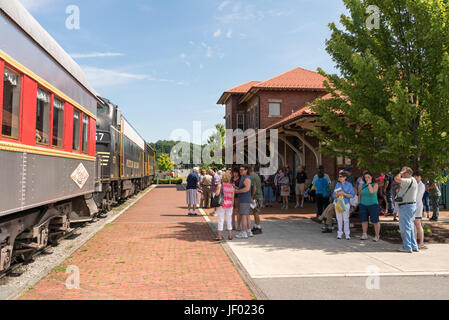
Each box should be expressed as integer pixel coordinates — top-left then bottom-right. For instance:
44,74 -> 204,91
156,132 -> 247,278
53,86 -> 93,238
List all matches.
252,228 -> 263,235
397,248 -> 413,253
294,204 -> 300,209
322,228 -> 332,233
235,232 -> 248,239
248,231 -> 254,237
300,203 -> 304,208
337,235 -> 342,240
373,235 -> 380,242
360,233 -> 368,240
412,248 -> 420,252
346,236 -> 351,240
210,212 -> 217,217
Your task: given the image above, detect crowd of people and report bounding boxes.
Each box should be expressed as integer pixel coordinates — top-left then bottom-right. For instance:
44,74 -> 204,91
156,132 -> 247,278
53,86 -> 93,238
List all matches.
184,164 -> 442,252
185,166 -> 263,240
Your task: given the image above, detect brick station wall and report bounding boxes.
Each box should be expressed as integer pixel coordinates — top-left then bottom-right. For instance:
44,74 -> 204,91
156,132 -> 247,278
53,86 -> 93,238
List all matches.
252,90 -> 327,130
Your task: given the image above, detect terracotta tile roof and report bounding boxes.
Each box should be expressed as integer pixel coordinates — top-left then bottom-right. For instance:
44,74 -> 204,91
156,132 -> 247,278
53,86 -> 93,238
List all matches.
239,67 -> 327,103
217,81 -> 261,104
226,81 -> 261,93
254,67 -> 327,90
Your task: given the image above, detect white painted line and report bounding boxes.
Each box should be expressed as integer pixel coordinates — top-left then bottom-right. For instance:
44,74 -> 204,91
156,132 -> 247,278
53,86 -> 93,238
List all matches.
198,208 -> 210,222
251,271 -> 449,279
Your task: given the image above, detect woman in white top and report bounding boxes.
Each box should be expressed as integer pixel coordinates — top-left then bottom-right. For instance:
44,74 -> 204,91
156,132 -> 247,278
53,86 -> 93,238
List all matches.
413,172 -> 427,249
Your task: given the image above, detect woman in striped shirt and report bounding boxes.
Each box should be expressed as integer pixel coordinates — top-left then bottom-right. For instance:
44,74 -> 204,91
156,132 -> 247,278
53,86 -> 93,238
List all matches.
215,172 -> 235,241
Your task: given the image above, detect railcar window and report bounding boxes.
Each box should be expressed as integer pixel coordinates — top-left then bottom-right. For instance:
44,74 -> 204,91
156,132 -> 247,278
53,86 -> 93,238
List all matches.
82,114 -> 89,153
2,67 -> 21,139
73,109 -> 80,151
52,98 -> 64,147
36,88 -> 50,145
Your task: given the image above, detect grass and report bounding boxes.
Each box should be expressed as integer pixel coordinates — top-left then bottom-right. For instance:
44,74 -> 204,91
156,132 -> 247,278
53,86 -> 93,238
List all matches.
52,265 -> 67,273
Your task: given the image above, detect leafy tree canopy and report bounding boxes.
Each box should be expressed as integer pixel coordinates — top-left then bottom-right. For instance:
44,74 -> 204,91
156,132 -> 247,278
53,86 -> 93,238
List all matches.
312,0 -> 449,181
157,153 -> 174,172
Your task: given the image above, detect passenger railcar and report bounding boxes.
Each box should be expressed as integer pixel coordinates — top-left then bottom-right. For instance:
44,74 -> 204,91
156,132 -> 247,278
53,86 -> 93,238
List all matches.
0,0 -> 101,272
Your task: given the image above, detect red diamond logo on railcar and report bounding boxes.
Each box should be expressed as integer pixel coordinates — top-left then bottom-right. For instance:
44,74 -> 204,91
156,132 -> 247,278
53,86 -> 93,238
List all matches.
70,163 -> 90,189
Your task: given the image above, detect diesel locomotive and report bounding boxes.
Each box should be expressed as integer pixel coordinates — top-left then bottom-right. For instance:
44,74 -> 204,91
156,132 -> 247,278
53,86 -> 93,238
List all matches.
0,0 -> 155,274
94,97 -> 155,212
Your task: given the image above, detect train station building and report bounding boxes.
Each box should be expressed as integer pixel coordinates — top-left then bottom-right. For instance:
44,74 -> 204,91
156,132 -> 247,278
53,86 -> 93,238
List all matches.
217,67 -> 356,182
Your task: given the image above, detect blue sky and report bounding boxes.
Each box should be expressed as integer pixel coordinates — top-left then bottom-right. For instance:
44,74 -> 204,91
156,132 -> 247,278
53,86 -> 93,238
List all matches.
20,0 -> 347,143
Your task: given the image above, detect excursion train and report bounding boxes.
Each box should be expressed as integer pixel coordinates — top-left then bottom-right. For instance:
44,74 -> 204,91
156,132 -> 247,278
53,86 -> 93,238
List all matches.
0,0 -> 155,273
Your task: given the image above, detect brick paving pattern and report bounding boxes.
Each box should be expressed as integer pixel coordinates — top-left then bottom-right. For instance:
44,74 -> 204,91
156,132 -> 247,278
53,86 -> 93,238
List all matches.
21,186 -> 253,300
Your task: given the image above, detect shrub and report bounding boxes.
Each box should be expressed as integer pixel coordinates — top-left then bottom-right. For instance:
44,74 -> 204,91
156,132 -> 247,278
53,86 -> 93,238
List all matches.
154,178 -> 182,185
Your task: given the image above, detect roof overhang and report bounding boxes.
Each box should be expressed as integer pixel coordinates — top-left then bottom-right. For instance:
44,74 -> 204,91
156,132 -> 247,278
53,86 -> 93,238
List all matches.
240,87 -> 327,104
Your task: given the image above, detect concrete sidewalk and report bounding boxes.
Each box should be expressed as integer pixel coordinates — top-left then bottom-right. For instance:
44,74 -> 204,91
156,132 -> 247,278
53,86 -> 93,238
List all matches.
206,216 -> 449,299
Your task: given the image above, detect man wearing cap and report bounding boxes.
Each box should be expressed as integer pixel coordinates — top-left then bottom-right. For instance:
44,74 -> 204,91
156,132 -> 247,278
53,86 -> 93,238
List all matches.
394,167 -> 419,253
186,167 -> 201,216
344,168 -> 355,186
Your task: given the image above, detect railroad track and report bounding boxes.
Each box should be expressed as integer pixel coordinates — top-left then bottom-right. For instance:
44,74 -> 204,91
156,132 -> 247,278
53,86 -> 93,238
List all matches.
0,226 -> 81,280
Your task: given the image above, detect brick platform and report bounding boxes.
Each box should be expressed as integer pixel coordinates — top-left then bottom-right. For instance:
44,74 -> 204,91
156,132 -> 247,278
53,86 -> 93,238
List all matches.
20,186 -> 253,300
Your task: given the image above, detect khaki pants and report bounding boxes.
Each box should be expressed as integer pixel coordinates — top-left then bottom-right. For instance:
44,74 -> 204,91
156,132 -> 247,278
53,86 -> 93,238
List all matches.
201,186 -> 211,208
321,203 -> 335,227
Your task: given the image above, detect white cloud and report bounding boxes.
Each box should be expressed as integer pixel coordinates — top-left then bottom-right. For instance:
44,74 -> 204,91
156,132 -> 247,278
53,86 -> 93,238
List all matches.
180,53 -> 187,59
81,66 -> 186,87
200,64 -> 204,69
19,0 -> 54,12
200,42 -> 213,57
71,52 -> 125,59
218,0 -> 231,11
226,29 -> 233,38
213,29 -> 222,38
206,46 -> 213,57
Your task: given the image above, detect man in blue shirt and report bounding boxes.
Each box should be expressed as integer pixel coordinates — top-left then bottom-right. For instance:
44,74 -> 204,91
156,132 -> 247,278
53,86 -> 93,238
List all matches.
186,167 -> 201,216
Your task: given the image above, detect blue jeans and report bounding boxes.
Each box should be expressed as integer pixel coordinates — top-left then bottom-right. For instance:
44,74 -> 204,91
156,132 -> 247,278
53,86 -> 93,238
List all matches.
398,204 -> 418,251
386,192 -> 394,214
264,186 -> 275,202
423,193 -> 430,213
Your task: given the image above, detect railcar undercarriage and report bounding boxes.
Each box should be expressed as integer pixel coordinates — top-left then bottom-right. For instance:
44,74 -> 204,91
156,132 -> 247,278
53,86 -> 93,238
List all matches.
0,196 -> 97,274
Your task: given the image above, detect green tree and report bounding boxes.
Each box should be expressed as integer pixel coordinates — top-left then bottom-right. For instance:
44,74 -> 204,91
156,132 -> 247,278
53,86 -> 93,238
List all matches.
205,123 -> 226,170
157,153 -> 174,172
312,0 -> 449,181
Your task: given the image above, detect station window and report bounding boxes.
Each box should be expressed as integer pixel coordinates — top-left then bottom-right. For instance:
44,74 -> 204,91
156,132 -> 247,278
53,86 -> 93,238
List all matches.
269,103 -> 281,117
73,109 -> 80,151
82,114 -> 89,154
237,114 -> 245,131
52,98 -> 64,147
36,88 -> 50,145
2,67 -> 21,139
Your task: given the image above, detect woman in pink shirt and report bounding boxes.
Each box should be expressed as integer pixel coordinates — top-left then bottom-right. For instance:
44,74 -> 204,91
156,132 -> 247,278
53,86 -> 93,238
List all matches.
215,172 -> 235,241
